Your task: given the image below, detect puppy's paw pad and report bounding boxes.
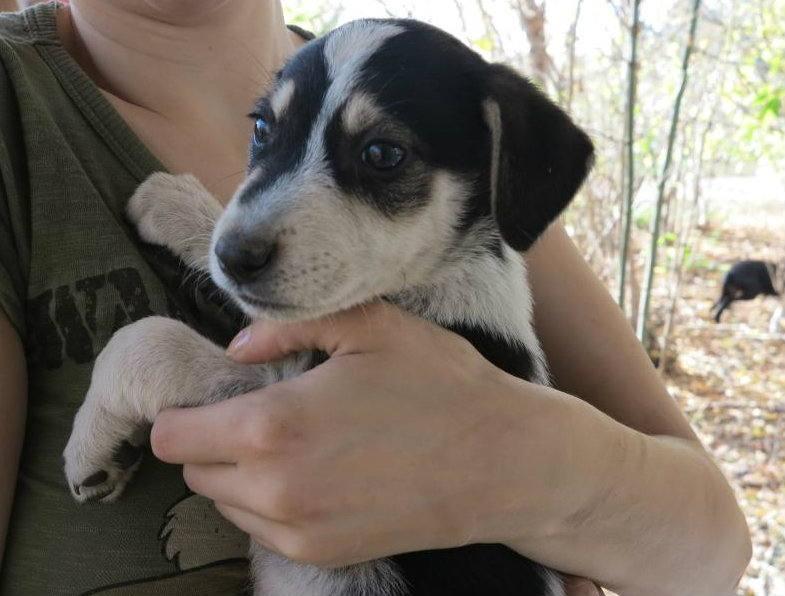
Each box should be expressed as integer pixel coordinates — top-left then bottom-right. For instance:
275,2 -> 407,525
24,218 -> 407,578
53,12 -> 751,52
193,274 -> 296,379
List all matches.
65,427 -> 147,504
82,470 -> 109,487
68,443 -> 145,504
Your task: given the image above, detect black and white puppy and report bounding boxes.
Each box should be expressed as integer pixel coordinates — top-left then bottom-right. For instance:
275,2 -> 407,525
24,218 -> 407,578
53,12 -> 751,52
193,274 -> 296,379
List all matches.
64,19 -> 594,596
712,259 -> 783,330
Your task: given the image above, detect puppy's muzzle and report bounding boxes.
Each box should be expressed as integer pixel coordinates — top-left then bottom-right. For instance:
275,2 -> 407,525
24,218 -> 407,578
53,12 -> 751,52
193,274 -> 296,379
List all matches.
214,235 -> 278,286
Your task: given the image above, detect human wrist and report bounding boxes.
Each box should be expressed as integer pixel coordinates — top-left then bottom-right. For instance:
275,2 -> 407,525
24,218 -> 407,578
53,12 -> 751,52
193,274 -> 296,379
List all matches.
453,370 -> 584,548
484,375 -> 635,556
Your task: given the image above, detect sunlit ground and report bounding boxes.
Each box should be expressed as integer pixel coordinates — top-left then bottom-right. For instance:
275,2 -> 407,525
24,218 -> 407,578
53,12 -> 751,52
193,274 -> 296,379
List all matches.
651,177 -> 785,596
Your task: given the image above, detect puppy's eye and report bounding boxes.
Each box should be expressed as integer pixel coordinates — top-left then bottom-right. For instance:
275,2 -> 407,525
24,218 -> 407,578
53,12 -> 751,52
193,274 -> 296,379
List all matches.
253,118 -> 272,148
361,142 -> 406,171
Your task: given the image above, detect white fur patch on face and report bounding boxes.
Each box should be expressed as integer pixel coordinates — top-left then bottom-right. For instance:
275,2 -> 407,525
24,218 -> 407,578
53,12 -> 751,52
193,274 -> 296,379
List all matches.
270,78 -> 296,120
324,21 -> 404,81
342,92 -> 383,136
321,21 -> 403,120
211,166 -> 466,321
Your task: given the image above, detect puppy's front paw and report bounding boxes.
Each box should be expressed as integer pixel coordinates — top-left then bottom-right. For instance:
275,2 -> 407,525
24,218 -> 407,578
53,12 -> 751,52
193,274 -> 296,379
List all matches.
64,411 -> 146,504
63,317 -> 173,503
127,173 -> 221,269
64,316 -> 244,503
63,323 -> 155,503
127,173 -> 204,246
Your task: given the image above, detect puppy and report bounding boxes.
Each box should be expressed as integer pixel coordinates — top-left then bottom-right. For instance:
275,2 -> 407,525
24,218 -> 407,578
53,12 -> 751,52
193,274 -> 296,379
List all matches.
712,260 -> 783,330
64,19 -> 594,596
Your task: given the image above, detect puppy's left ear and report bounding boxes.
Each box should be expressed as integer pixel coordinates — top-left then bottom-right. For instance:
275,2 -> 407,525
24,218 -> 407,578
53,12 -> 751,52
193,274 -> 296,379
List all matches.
483,64 -> 594,251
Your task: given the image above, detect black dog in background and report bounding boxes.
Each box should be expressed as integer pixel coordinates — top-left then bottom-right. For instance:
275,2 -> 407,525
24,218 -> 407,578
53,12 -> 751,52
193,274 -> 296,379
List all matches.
712,260 -> 782,329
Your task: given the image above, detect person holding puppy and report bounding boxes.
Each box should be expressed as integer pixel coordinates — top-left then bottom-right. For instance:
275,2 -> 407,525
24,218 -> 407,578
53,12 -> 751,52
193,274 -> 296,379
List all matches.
0,1 -> 750,595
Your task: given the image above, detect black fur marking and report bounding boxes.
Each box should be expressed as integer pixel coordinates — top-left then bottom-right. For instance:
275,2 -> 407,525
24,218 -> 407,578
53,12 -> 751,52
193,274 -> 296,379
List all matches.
324,107 -> 435,217
112,441 -> 145,470
309,349 -> 330,368
485,63 -> 594,251
339,23 -> 492,221
351,21 -> 593,252
393,545 -> 548,596
241,38 -> 330,201
357,23 -> 489,174
447,322 -> 535,381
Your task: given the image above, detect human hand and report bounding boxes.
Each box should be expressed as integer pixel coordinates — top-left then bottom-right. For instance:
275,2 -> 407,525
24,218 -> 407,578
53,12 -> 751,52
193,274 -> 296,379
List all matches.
150,302 -> 572,568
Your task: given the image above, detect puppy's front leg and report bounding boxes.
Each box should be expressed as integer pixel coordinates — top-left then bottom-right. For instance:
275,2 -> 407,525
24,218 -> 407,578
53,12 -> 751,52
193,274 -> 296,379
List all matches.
64,316 -> 270,503
127,173 -> 222,273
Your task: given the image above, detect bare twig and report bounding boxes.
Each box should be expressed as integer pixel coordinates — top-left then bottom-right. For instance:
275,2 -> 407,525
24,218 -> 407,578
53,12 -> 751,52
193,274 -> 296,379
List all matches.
637,0 -> 703,343
617,0 -> 642,310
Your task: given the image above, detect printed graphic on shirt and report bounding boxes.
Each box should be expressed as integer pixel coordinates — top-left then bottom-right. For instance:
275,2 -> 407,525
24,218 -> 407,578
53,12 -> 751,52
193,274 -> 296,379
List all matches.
26,267 -> 187,370
24,266 -> 251,594
83,494 -> 251,596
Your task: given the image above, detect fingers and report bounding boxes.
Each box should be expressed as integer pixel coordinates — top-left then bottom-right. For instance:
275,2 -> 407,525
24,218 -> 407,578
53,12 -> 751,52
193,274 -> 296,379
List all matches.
183,463 -> 304,524
215,502 -> 346,568
181,462 -> 244,508
151,402 -> 245,464
226,300 -> 409,364
152,388 -> 297,465
213,501 -> 286,556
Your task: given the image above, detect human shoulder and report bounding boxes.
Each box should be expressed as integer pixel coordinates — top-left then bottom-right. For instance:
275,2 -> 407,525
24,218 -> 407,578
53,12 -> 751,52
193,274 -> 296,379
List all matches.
0,11 -> 29,89
0,3 -> 59,94
0,9 -> 32,45
0,2 -> 59,51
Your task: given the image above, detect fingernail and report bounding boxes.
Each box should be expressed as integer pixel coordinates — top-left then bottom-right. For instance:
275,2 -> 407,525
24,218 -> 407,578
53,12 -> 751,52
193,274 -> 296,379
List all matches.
227,328 -> 251,355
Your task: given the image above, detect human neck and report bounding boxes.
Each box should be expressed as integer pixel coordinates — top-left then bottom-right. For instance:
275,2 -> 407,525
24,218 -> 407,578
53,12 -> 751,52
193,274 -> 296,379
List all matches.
57,1 -> 301,201
66,0 -> 296,123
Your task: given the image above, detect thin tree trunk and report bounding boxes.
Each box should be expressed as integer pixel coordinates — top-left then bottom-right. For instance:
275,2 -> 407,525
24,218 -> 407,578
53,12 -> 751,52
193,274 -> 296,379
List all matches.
636,0 -> 702,344
451,0 -> 470,40
565,0 -> 584,111
617,0 -> 642,310
658,12 -> 733,371
658,133 -> 704,373
476,0 -> 505,58
512,0 -> 550,88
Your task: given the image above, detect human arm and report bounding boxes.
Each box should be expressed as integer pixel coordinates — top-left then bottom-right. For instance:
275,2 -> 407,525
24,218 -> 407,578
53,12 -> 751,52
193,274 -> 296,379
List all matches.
0,107 -> 28,566
150,224 -> 750,596
0,307 -> 27,566
516,222 -> 751,594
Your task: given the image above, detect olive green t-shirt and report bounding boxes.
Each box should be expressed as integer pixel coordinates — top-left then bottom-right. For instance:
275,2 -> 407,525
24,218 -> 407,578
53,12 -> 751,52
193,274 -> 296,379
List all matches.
0,3 -> 262,594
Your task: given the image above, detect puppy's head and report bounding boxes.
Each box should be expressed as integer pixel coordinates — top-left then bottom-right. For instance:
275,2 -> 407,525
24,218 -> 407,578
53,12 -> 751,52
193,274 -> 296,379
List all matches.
211,19 -> 594,320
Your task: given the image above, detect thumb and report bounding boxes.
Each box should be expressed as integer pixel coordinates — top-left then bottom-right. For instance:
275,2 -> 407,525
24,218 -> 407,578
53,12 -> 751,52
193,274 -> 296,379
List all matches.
225,300 -> 404,363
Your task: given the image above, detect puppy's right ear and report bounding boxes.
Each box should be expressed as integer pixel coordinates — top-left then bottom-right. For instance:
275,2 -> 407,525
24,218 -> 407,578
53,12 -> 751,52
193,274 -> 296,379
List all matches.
483,64 -> 594,251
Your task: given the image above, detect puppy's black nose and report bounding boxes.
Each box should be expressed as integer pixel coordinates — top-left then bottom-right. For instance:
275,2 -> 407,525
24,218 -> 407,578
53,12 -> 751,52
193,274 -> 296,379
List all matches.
214,236 -> 277,285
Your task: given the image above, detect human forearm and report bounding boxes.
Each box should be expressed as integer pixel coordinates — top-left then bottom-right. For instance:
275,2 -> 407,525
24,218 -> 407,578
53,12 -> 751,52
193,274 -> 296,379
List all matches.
490,376 -> 751,596
0,309 -> 27,565
154,302 -> 750,594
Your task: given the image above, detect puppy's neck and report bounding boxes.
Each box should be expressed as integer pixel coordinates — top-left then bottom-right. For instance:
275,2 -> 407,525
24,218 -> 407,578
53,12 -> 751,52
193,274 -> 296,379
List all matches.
391,220 -> 548,384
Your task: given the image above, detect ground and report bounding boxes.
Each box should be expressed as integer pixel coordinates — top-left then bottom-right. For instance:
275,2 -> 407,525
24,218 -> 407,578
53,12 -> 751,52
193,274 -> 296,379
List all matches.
644,185 -> 784,596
